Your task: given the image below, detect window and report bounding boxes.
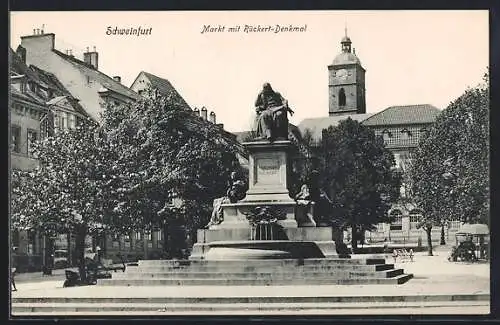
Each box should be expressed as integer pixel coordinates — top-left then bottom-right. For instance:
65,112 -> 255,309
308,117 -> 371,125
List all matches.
339,88 -> 346,107
54,114 -> 60,133
382,129 -> 392,141
11,125 -> 21,153
135,232 -> 142,240
27,129 -> 38,157
61,112 -> 68,130
389,210 -> 403,230
409,209 -> 422,229
401,128 -> 412,140
68,114 -> 76,129
138,90 -> 144,96
146,232 -> 152,241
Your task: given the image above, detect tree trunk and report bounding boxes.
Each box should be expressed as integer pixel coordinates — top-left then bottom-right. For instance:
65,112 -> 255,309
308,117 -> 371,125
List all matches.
162,222 -> 169,258
351,224 -> 358,251
75,225 -> 87,281
425,226 -> 433,256
66,233 -> 72,266
440,224 -> 446,245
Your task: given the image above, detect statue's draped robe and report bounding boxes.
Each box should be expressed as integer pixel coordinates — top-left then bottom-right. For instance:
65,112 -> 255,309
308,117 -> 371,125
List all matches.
207,180 -> 246,227
254,91 -> 288,139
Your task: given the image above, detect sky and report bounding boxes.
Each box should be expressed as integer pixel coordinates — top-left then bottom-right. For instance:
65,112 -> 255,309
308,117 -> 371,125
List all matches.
10,11 -> 489,132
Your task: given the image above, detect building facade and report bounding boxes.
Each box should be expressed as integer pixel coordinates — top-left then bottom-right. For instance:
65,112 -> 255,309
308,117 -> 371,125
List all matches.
10,48 -> 94,271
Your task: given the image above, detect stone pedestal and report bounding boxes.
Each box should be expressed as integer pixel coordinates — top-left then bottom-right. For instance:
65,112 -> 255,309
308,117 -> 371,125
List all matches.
191,139 -> 339,260
213,140 -> 297,230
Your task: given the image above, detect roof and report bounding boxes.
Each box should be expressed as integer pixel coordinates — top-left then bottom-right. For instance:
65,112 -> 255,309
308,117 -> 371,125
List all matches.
29,65 -> 91,119
298,113 -> 374,142
10,85 -> 46,106
332,52 -> 362,66
362,104 -> 441,126
139,71 -> 191,110
341,36 -> 352,43
52,49 -> 139,101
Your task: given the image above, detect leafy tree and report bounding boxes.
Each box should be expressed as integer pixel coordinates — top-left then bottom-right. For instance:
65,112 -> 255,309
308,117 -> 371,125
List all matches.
11,121 -> 113,275
411,72 -> 489,255
318,118 -> 401,250
101,88 -> 243,257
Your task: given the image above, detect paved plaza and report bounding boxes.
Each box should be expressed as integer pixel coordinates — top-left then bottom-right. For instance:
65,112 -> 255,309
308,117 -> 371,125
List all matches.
10,245 -> 490,315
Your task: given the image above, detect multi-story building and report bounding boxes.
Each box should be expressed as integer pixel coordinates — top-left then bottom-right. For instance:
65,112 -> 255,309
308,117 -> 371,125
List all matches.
10,47 -> 93,271
18,30 -> 139,122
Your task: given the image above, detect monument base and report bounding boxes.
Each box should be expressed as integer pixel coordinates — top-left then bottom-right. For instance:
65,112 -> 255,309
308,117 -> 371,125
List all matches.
203,240 -> 325,260
190,227 -> 339,260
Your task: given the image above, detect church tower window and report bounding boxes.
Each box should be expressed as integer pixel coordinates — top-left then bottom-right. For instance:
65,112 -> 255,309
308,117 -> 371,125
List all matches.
339,88 -> 346,107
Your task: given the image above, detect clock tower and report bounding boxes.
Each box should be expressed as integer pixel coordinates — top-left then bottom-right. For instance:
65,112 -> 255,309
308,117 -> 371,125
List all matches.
328,30 -> 366,116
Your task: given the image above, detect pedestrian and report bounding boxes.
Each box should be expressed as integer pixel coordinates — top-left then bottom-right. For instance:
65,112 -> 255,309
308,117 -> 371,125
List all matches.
11,267 -> 17,291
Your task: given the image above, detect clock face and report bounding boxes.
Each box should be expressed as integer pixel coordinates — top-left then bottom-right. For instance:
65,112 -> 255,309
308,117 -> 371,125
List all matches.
336,69 -> 348,80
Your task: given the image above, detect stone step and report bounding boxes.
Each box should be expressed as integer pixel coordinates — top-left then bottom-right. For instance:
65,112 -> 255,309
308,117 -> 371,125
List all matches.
12,306 -> 491,316
111,269 -> 404,279
125,263 -> 396,273
11,300 -> 489,314
138,258 -> 386,267
14,292 -> 489,305
97,274 -> 413,286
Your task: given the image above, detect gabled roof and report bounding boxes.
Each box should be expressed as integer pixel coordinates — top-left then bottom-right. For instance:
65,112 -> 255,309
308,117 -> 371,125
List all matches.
10,85 -> 46,106
138,71 -> 191,110
298,113 -> 374,142
52,49 -> 140,100
29,65 -> 91,119
362,104 -> 441,126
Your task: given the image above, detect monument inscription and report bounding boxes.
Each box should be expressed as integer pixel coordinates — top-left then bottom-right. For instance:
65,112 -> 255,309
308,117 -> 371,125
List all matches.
256,157 -> 281,185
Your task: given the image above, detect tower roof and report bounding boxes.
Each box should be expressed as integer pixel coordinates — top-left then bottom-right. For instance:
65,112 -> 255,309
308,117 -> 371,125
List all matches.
332,52 -> 361,65
341,35 -> 352,43
332,30 -> 362,66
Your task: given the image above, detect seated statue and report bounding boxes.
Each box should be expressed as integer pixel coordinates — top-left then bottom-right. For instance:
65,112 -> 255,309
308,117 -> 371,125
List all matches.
294,184 -> 316,227
254,82 -> 294,141
206,172 -> 246,228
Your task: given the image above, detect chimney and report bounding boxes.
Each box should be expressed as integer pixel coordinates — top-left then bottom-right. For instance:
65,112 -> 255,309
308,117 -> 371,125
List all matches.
68,49 -> 74,57
201,107 -> 208,120
83,46 -> 99,70
20,32 -> 55,53
193,107 -> 200,117
16,46 -> 27,63
113,76 -> 121,83
353,48 -> 356,55
209,111 -> 216,124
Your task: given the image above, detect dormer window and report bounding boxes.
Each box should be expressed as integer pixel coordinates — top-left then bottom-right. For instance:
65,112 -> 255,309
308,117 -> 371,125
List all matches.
382,129 -> 392,141
401,128 -> 412,139
29,82 -> 36,92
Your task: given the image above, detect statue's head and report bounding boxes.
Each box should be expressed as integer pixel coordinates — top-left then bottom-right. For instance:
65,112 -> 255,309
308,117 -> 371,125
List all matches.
262,82 -> 273,94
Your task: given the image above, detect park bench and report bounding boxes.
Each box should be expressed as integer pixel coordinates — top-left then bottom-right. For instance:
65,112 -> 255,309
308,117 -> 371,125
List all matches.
392,248 -> 414,263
